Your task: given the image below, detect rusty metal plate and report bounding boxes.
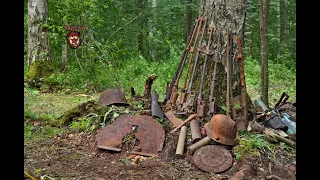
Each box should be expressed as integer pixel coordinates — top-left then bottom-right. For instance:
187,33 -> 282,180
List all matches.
164,110 -> 183,127
98,89 -> 128,106
193,145 -> 233,173
95,114 -> 165,157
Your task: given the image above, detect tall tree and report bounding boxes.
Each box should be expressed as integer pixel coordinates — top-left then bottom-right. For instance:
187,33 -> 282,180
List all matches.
185,0 -> 193,43
27,0 -> 50,65
26,0 -> 53,84
259,0 -> 270,106
137,0 -> 144,55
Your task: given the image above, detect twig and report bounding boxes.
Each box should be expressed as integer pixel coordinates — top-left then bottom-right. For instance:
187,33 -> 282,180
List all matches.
269,162 -> 272,175
24,171 -> 36,180
106,14 -> 142,42
266,175 -> 283,180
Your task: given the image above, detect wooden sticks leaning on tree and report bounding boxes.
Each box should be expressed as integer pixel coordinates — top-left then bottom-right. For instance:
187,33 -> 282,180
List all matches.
236,36 -> 248,131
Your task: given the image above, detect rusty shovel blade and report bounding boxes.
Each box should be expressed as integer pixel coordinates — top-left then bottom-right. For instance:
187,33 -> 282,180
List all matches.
151,90 -> 164,119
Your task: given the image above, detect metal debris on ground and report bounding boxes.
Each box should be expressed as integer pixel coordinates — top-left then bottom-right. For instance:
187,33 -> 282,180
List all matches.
204,114 -> 237,146
193,145 -> 233,173
95,114 -> 165,157
151,90 -> 164,119
98,89 -> 129,106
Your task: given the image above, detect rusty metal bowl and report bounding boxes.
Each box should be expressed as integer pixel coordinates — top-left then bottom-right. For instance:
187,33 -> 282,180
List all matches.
98,89 -> 129,106
204,114 -> 237,146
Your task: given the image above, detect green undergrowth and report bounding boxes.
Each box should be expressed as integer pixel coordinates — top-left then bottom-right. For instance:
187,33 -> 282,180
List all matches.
24,122 -> 64,142
244,56 -> 296,106
233,131 -> 293,161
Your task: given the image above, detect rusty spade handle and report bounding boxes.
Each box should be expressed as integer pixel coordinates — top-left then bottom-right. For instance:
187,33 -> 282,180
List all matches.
164,17 -> 198,104
166,18 -> 201,110
274,92 -> 290,109
177,17 -> 205,109
237,36 -> 248,125
180,17 -> 204,92
198,25 -> 214,100
196,25 -> 214,118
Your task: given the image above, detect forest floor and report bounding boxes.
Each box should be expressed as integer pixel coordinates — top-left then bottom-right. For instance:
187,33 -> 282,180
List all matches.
24,89 -> 296,180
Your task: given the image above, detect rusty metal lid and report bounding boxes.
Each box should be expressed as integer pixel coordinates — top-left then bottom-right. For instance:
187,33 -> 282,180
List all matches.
204,114 -> 237,146
193,145 -> 233,173
98,89 -> 129,106
95,114 -> 165,157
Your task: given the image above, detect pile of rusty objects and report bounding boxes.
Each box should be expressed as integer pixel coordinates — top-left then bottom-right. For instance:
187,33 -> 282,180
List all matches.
93,15 -> 296,174
250,92 -> 296,146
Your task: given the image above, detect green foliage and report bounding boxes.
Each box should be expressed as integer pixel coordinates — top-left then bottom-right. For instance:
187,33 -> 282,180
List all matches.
70,113 -> 101,133
24,122 -> 34,137
24,88 -> 39,119
245,56 -> 296,106
234,132 -> 272,160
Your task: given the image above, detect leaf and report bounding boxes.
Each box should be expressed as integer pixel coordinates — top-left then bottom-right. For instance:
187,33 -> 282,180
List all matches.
113,112 -> 120,119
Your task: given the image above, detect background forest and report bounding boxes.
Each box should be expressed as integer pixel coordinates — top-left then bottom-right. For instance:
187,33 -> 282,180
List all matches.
24,0 -> 296,105
24,1 -> 296,178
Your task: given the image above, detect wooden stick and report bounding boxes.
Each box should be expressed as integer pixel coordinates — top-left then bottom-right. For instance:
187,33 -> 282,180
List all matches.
175,126 -> 188,157
187,136 -> 211,154
24,171 -> 36,180
226,29 -> 231,117
169,114 -> 197,134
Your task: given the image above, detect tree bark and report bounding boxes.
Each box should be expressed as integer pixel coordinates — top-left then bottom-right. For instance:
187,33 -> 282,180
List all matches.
149,0 -> 158,60
61,43 -> 68,71
283,0 -> 288,46
28,0 -> 50,66
259,0 -> 270,107
190,0 -> 247,116
277,0 -> 281,55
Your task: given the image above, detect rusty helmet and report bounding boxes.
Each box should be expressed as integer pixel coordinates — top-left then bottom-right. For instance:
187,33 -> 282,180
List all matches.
98,89 -> 129,106
204,114 -> 237,146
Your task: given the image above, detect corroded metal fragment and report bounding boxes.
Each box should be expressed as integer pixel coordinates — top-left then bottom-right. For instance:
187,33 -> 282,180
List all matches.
193,145 -> 233,173
98,89 -> 128,106
204,114 -> 237,145
95,115 -> 165,157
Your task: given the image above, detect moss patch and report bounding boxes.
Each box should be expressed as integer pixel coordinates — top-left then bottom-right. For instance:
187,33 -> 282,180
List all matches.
26,60 -> 54,82
57,100 -> 106,126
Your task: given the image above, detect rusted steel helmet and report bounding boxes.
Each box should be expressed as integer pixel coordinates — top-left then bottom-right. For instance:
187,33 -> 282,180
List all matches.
204,114 -> 237,146
98,89 -> 129,106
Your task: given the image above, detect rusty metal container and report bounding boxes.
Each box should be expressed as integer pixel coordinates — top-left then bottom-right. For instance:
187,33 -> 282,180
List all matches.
204,114 -> 237,146
98,89 -> 128,106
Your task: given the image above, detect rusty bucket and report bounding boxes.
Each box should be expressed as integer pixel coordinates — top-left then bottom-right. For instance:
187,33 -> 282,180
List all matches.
204,114 -> 237,146
98,89 -> 128,106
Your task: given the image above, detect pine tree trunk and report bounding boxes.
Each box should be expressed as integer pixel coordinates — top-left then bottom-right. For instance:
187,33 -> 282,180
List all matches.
283,0 -> 288,46
277,0 -> 281,55
27,0 -> 50,66
259,0 -> 270,107
150,0 -> 157,60
61,43 -> 68,71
